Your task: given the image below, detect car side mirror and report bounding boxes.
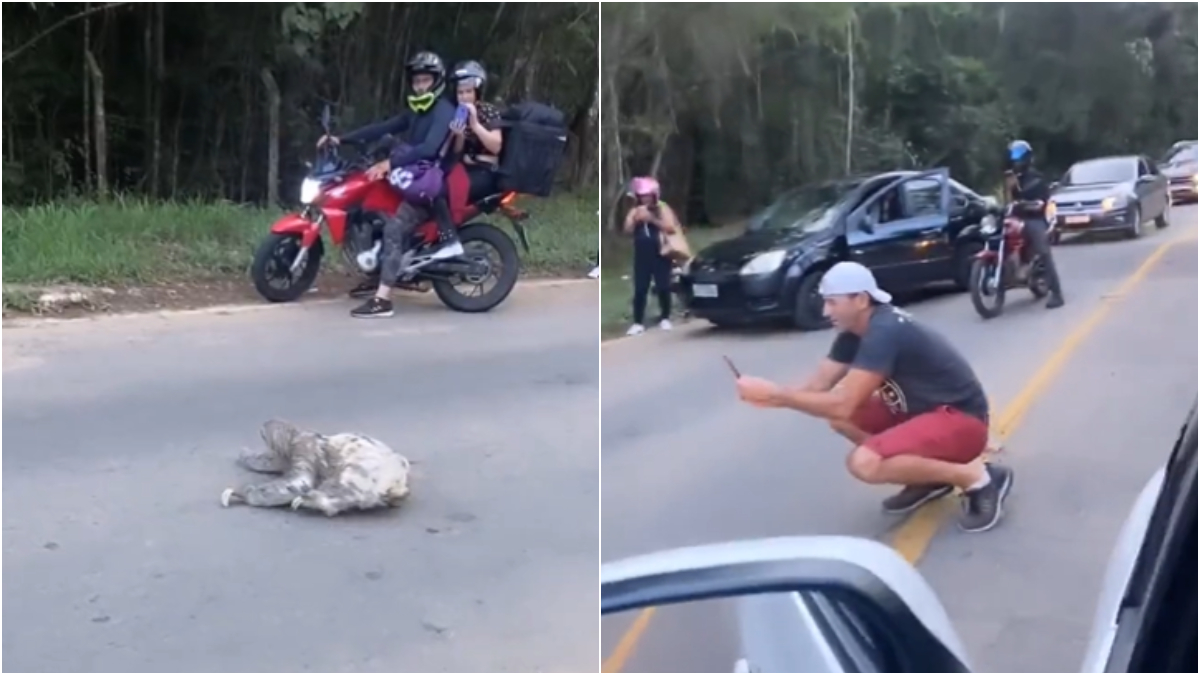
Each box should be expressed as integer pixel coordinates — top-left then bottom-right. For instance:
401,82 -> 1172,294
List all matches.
1049,181 -> 1060,192
602,536 -> 973,673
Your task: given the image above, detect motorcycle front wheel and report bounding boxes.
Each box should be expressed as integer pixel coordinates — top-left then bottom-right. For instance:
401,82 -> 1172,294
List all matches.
968,257 -> 1006,320
431,222 -> 521,313
250,233 -> 324,303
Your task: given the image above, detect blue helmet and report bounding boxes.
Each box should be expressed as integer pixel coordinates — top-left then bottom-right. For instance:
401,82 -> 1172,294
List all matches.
1007,139 -> 1033,170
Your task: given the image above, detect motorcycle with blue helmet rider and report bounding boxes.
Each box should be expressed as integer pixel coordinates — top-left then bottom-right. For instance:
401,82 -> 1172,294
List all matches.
1005,139 -> 1065,309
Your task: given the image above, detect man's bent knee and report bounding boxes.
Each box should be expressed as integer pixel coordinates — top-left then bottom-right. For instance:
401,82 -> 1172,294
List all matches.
846,445 -> 886,484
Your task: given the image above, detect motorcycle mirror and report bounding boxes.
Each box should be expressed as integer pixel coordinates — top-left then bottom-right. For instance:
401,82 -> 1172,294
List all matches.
601,536 -> 973,673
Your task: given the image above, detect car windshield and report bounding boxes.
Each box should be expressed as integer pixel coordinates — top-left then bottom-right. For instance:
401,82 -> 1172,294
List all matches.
749,182 -> 856,233
1063,158 -> 1134,186
1161,144 -> 1197,166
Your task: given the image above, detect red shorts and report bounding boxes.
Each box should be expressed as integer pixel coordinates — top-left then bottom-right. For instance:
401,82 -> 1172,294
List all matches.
851,393 -> 989,464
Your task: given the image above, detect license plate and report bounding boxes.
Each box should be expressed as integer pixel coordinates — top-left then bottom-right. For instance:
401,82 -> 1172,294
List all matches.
693,284 -> 718,298
1065,215 -> 1090,225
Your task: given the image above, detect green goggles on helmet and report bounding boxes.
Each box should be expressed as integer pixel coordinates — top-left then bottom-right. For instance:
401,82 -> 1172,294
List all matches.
407,83 -> 444,113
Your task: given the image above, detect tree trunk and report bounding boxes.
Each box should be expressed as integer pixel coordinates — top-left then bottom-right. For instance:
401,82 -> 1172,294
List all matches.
150,1 -> 164,197
82,3 -> 92,193
261,67 -> 281,207
84,49 -> 108,199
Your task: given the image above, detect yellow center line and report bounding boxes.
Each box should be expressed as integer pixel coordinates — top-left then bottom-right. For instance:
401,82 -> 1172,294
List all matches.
602,233 -> 1191,673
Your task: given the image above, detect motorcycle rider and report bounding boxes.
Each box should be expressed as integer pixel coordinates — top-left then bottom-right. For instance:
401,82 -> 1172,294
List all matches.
317,51 -> 461,319
1005,139 -> 1065,309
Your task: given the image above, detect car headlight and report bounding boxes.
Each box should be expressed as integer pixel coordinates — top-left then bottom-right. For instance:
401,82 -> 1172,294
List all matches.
980,215 -> 998,235
1100,196 -> 1125,212
740,250 -> 787,276
299,178 -> 322,204
1192,174 -> 1198,186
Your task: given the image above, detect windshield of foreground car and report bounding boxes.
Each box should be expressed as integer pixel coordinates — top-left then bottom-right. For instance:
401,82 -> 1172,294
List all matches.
749,181 -> 858,234
1063,158 -> 1135,186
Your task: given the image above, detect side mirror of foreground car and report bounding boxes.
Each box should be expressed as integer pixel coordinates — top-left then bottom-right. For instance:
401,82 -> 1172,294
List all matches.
601,536 -> 973,673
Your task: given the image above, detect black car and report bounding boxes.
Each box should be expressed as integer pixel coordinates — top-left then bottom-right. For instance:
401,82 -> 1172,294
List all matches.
1048,155 -> 1171,242
679,168 -> 995,330
1158,143 -> 1198,204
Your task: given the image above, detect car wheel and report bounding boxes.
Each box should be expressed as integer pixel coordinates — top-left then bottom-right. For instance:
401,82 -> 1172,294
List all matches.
952,241 -> 983,291
1124,205 -> 1142,240
791,268 -> 832,332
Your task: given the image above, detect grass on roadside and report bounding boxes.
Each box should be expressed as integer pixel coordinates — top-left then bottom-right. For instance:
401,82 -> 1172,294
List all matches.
2,192 -> 598,289
600,223 -> 743,337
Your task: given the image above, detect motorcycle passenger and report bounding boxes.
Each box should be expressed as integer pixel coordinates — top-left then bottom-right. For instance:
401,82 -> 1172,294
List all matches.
317,51 -> 462,319
1006,139 -> 1065,309
449,60 -> 504,202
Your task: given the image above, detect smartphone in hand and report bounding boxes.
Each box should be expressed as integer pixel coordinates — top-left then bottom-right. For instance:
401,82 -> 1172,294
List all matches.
722,355 -> 741,378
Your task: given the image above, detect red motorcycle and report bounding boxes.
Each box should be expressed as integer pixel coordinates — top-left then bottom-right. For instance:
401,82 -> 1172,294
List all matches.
967,199 -> 1056,319
250,108 -> 528,313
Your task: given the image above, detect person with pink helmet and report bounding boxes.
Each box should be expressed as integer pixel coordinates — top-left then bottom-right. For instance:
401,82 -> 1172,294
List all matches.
622,176 -> 683,335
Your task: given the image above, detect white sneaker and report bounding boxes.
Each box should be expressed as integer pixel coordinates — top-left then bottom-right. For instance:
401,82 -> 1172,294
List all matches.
430,240 -> 465,260
587,266 -> 600,279
658,319 -> 673,331
626,324 -> 646,336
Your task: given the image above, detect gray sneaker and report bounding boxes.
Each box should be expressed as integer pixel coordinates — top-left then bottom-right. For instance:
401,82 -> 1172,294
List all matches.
959,464 -> 1014,533
881,484 -> 955,514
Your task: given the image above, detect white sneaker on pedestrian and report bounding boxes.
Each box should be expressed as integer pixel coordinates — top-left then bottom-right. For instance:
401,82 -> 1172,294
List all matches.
587,266 -> 600,279
658,319 -> 673,331
626,324 -> 646,336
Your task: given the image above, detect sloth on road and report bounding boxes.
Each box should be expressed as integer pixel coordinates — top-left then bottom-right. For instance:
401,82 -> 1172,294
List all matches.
221,420 -> 411,517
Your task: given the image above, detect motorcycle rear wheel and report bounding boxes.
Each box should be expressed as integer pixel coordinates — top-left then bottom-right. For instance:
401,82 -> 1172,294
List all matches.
968,257 -> 1006,320
431,223 -> 521,313
251,233 -> 323,303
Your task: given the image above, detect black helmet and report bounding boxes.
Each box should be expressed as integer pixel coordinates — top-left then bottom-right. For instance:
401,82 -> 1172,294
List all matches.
452,60 -> 488,95
406,51 -> 446,113
1007,139 -> 1034,173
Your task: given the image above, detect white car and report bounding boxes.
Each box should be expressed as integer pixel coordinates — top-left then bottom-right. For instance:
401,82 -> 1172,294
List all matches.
601,402 -> 1197,673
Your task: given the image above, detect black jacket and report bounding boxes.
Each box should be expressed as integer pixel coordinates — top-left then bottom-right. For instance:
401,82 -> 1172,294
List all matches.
341,98 -> 456,168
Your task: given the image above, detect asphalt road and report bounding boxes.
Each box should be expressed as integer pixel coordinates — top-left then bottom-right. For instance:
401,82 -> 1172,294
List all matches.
3,282 -> 599,673
601,207 -> 1198,673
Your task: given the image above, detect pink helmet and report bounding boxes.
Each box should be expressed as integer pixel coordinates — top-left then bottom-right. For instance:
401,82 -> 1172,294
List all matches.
630,176 -> 660,199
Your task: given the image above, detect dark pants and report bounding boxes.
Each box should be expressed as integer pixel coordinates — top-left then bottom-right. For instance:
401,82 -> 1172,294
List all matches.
1022,218 -> 1064,297
632,237 -> 672,324
379,200 -> 457,286
466,164 -> 497,203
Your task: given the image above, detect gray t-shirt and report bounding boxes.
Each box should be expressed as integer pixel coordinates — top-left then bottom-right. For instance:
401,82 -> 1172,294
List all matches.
828,305 -> 989,422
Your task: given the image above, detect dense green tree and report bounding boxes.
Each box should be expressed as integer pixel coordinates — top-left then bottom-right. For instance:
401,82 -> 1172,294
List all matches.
602,2 -> 1197,228
3,2 -> 598,204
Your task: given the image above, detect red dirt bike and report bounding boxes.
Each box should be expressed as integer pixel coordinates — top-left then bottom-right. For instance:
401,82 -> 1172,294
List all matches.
250,109 -> 529,313
967,199 -> 1056,319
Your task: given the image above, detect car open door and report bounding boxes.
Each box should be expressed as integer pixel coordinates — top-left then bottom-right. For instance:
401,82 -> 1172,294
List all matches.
602,536 -> 973,673
844,168 -> 952,291
1082,401 -> 1197,673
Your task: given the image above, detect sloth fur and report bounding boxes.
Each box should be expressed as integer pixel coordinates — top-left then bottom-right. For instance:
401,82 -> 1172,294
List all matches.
220,420 -> 411,517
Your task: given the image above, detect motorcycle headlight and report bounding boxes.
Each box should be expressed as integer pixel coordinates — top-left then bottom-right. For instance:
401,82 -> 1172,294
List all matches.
299,178 -> 322,205
740,250 -> 787,276
980,215 -> 998,235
